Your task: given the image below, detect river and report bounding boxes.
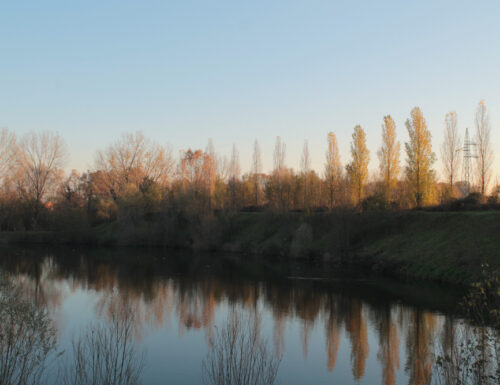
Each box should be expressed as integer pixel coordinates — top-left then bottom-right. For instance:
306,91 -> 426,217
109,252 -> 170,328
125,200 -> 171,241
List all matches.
0,246 -> 493,385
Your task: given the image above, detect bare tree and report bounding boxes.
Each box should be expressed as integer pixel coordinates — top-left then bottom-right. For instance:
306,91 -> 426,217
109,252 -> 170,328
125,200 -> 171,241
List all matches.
475,100 -> 494,196
18,131 -> 67,213
251,140 -> 262,206
229,144 -> 240,182
272,136 -> 286,210
62,305 -> 145,385
202,311 -> 281,385
273,136 -> 286,175
95,131 -> 174,197
180,149 -> 205,186
0,275 -> 57,385
217,154 -> 230,183
300,140 -> 311,175
0,128 -> 17,182
441,111 -> 461,194
229,144 -> 240,210
300,140 -> 311,210
205,139 -> 217,209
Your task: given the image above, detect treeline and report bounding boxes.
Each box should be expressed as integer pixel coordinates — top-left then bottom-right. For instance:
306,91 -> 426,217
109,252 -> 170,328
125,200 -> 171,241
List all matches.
0,102 -> 496,231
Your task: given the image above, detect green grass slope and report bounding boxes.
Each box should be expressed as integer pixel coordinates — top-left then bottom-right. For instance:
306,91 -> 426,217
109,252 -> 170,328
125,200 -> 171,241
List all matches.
356,211 -> 500,284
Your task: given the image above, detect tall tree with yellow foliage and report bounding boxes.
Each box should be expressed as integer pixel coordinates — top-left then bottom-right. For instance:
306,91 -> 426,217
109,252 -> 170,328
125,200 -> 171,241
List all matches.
405,107 -> 435,207
378,116 -> 400,203
346,125 -> 370,205
324,132 -> 342,209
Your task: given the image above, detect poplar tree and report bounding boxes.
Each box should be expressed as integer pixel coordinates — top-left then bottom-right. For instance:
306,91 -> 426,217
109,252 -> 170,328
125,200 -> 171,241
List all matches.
324,132 -> 342,209
300,140 -> 311,211
378,116 -> 400,203
251,140 -> 262,206
229,144 -> 240,210
346,125 -> 370,205
405,107 -> 435,207
271,136 -> 287,210
441,111 -> 461,194
475,100 -> 494,196
205,139 -> 217,209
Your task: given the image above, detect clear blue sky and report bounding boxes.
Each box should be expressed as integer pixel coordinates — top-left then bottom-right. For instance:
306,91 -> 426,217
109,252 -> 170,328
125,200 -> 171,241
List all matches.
1,0 -> 499,179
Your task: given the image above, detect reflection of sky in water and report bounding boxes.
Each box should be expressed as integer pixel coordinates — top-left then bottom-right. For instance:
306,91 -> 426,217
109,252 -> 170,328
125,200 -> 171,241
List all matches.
0,248 -> 469,385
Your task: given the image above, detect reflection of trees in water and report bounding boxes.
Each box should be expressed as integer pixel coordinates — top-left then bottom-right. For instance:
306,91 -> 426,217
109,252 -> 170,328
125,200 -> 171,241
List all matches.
272,313 -> 286,359
1,251 -> 469,384
293,287 -> 322,358
0,275 -> 57,385
324,295 -> 341,372
11,257 -> 63,313
1,272 -> 145,385
435,316 -> 458,385
405,310 -> 436,385
433,317 -> 499,385
177,282 -> 216,337
61,303 -> 145,385
372,306 -> 400,385
344,299 -> 370,381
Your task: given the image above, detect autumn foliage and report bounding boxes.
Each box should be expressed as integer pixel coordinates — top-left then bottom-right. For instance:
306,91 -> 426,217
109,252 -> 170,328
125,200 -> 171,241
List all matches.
0,103 -> 496,232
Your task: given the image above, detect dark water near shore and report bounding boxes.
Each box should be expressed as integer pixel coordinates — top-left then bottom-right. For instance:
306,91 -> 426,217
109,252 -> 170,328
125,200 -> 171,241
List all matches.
0,246 -> 472,385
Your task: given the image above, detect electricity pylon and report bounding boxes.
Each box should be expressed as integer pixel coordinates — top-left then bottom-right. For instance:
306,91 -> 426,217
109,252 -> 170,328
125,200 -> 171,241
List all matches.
460,127 -> 477,196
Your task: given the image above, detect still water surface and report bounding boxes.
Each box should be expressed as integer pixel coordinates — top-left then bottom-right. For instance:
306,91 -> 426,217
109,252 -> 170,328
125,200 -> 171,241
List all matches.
0,246 -> 469,385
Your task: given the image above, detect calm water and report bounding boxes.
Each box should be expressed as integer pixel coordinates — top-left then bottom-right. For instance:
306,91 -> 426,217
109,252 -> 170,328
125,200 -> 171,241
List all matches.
0,246 -> 471,385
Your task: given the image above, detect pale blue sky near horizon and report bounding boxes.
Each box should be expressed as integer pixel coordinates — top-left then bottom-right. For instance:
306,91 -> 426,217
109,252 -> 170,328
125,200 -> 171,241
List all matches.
1,0 -> 500,181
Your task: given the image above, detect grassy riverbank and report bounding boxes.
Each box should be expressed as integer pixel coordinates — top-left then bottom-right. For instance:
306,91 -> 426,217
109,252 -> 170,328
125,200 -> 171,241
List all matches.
1,210 -> 499,285
354,211 -> 500,284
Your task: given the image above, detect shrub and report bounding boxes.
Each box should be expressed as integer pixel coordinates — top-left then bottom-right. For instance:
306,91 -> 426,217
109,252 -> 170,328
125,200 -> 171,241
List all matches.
0,275 -> 57,385
202,312 -> 281,385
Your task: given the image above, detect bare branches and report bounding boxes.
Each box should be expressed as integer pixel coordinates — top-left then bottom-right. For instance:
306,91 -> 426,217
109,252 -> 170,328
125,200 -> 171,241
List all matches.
301,140 -> 311,210
475,100 -> 494,195
441,112 -> 461,193
62,305 -> 145,385
0,275 -> 57,385
273,136 -> 286,175
0,128 -> 18,183
18,131 -> 67,206
300,140 -> 310,175
205,139 -> 217,207
271,136 -> 287,211
252,140 -> 262,177
228,144 -> 241,210
251,140 -> 262,206
229,144 -> 240,182
95,131 -> 174,195
202,311 -> 281,385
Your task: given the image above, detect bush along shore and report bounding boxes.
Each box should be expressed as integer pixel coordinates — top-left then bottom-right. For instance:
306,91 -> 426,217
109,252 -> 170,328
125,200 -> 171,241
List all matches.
1,209 -> 499,286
